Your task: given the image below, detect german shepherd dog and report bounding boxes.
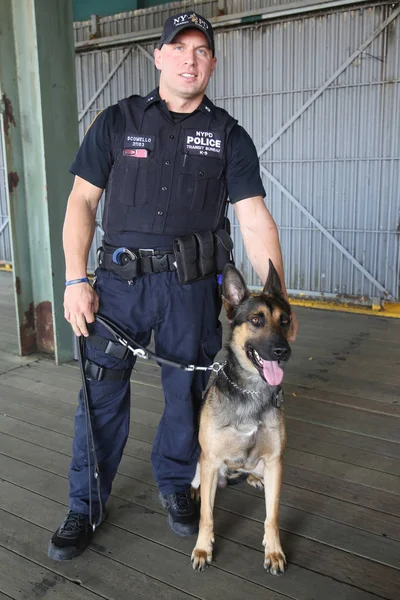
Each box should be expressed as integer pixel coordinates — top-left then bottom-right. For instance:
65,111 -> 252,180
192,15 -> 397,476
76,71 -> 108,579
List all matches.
191,261 -> 292,574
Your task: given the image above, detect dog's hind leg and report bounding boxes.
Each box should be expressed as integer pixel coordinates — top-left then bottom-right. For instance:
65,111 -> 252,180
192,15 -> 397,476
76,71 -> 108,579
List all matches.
246,458 -> 265,490
262,456 -> 286,575
191,454 -> 220,572
247,473 -> 264,490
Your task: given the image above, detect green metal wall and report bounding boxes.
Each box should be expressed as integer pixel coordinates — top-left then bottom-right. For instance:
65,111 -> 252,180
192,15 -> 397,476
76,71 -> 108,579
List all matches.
72,0 -> 171,21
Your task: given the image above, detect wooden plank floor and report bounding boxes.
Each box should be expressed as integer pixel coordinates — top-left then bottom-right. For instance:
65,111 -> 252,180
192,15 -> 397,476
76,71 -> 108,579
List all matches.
0,270 -> 399,600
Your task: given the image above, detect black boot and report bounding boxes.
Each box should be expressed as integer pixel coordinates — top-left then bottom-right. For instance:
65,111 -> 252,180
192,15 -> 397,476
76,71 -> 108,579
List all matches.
160,490 -> 199,536
48,510 -> 106,561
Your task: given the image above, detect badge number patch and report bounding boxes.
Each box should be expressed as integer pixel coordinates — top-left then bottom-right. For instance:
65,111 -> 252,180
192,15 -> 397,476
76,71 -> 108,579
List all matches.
124,134 -> 155,151
184,130 -> 224,157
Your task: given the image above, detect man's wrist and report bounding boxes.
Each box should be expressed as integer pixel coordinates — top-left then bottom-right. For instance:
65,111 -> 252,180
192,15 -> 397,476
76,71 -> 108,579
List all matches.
65,277 -> 90,287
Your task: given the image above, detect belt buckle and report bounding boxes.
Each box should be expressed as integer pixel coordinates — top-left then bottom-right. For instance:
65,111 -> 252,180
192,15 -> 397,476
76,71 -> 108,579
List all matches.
138,248 -> 155,257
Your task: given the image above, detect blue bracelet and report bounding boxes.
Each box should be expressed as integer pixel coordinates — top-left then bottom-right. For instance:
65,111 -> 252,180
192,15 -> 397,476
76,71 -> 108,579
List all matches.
65,277 -> 90,287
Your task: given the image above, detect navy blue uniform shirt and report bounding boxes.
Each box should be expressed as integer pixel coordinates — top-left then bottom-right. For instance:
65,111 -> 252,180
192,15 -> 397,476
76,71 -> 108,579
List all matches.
71,99 -> 266,248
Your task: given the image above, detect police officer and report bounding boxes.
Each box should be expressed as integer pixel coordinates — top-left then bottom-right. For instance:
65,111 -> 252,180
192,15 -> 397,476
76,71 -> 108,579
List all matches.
48,11 -> 298,561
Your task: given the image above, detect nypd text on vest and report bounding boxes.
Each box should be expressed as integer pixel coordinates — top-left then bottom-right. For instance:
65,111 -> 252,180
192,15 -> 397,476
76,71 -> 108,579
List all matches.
185,130 -> 223,156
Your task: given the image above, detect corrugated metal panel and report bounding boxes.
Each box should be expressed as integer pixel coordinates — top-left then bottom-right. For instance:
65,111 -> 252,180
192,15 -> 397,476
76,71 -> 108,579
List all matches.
75,3 -> 400,300
0,114 -> 11,264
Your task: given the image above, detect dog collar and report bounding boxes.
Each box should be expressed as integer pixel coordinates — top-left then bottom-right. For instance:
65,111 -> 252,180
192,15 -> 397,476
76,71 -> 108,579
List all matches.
219,368 -> 284,408
273,388 -> 284,408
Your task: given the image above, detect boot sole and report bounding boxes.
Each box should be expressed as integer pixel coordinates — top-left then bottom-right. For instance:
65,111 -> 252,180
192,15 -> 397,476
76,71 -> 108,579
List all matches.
167,514 -> 199,537
47,542 -> 86,561
160,493 -> 199,537
47,510 -> 108,561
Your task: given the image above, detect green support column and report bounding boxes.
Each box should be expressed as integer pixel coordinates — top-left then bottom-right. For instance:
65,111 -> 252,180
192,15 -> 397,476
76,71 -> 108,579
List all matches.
0,0 -> 79,363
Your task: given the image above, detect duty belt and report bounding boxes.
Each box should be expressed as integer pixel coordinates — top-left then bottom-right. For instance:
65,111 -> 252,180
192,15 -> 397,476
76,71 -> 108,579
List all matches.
97,244 -> 176,279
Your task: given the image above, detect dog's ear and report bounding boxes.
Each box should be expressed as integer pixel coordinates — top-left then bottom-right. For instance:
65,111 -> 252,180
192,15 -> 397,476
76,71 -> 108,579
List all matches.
222,264 -> 249,316
263,259 -> 283,296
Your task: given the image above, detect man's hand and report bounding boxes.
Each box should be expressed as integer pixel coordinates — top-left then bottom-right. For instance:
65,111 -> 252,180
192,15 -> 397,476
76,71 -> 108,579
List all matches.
288,309 -> 298,343
64,283 -> 99,337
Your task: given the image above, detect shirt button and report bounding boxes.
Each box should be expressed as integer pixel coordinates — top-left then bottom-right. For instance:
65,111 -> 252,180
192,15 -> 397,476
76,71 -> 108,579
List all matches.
198,171 -> 204,176
165,160 -> 170,165
161,186 -> 168,191
157,211 -> 164,216
169,135 -> 174,139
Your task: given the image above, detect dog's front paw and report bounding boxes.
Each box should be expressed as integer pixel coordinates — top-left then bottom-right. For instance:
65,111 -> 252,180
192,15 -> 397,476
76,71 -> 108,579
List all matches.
191,545 -> 213,572
263,548 -> 286,575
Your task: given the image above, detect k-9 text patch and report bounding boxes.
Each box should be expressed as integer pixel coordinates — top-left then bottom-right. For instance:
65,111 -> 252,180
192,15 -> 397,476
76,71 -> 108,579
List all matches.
124,134 -> 155,150
184,130 -> 224,157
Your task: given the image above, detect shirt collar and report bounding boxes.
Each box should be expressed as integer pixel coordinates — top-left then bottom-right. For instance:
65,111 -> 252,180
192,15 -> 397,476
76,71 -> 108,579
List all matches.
143,88 -> 161,109
197,95 -> 216,120
144,88 -> 216,119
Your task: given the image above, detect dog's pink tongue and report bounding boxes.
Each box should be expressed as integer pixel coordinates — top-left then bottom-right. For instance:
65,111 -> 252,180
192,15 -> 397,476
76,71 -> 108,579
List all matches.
262,361 -> 284,386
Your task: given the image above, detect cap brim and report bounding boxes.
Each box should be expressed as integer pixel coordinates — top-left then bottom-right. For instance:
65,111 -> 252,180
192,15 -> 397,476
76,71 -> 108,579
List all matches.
162,24 -> 214,52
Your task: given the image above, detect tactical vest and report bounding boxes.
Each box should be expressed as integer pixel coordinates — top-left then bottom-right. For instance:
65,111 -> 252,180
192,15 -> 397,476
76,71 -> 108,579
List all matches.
102,92 -> 237,237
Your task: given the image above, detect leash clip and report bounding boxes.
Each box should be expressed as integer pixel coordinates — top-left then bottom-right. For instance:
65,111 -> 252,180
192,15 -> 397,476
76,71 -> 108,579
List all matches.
113,333 -> 149,360
185,361 -> 226,373
211,361 -> 226,373
132,348 -> 148,359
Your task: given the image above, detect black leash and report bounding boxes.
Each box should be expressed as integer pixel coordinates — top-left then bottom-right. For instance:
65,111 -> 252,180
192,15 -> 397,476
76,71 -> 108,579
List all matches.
77,313 -> 225,530
77,334 -> 103,531
95,313 -> 225,373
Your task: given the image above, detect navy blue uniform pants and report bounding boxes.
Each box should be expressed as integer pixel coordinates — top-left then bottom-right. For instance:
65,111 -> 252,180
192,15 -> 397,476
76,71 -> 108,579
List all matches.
68,268 -> 222,515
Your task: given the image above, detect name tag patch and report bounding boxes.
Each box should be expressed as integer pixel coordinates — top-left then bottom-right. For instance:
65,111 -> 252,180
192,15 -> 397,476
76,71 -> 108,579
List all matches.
184,130 -> 224,157
124,134 -> 155,150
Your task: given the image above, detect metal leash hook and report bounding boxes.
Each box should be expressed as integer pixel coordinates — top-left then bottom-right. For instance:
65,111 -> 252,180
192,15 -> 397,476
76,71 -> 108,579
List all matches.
211,361 -> 226,373
112,332 -> 149,360
185,361 -> 225,373
185,361 -> 226,373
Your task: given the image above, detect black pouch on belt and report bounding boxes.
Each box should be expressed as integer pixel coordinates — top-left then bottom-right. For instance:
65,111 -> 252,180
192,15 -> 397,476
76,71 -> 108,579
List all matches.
213,228 -> 234,273
194,231 -> 215,277
173,234 -> 199,283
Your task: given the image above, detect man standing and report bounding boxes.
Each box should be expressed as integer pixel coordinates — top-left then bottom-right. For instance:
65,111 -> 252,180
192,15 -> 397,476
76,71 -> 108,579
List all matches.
48,11 -> 297,561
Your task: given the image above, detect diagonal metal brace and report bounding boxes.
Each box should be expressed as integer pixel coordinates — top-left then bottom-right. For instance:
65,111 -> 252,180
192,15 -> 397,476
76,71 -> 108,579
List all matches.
257,5 -> 400,158
261,164 -> 393,299
78,46 -> 134,122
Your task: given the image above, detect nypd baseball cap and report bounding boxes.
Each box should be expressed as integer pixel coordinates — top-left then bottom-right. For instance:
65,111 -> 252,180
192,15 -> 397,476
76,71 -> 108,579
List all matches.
158,12 -> 215,56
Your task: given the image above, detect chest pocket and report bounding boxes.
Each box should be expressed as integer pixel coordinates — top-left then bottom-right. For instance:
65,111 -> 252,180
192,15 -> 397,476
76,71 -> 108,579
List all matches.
116,152 -> 157,207
177,156 -> 224,213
